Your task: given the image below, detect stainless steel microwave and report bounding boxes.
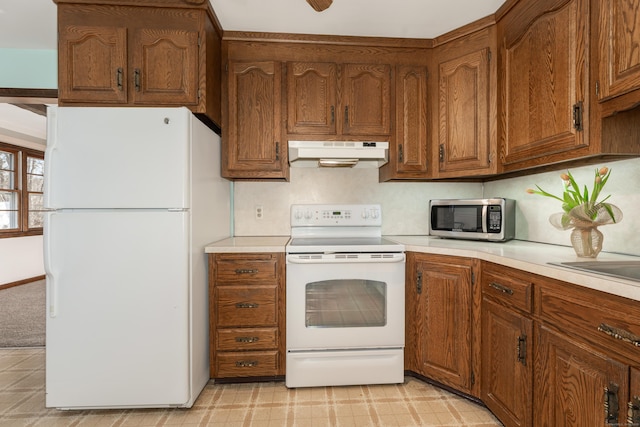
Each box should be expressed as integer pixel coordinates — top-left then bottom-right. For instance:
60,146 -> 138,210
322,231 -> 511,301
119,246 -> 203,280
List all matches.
429,198 -> 516,242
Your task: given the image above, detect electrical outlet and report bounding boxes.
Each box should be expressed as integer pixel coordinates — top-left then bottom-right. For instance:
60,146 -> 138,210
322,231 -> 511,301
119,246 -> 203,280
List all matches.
255,205 -> 263,219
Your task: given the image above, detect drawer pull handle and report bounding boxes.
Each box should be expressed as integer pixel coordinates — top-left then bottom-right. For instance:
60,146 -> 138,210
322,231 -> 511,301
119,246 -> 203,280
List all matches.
629,396 -> 640,425
627,396 -> 640,426
604,383 -> 620,424
597,323 -> 640,347
236,336 -> 260,343
235,269 -> 258,275
235,302 -> 259,309
235,360 -> 258,368
489,282 -> 514,295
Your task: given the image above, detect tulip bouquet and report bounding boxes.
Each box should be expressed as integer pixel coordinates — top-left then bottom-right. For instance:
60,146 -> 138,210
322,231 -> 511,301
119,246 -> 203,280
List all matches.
527,167 -> 622,257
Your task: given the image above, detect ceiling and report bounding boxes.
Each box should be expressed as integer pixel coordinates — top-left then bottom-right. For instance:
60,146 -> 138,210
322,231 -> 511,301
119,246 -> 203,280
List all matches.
0,0 -> 506,50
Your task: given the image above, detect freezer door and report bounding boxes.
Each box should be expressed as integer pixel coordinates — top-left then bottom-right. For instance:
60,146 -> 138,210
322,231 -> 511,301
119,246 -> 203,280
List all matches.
45,107 -> 193,209
44,210 -> 192,408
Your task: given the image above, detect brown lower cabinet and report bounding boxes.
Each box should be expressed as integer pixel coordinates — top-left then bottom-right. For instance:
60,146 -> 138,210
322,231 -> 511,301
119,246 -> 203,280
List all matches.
405,253 -> 481,397
208,252 -> 285,379
481,263 -> 534,427
476,261 -> 640,427
207,251 -> 640,427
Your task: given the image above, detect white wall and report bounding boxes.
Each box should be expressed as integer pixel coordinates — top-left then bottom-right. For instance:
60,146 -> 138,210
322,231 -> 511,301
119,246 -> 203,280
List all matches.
234,167 -> 483,236
0,236 -> 44,284
0,106 -> 47,285
484,157 -> 640,256
234,158 -> 640,257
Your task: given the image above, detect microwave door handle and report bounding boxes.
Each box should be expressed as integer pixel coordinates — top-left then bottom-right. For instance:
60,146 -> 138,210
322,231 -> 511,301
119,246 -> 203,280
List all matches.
481,205 -> 488,233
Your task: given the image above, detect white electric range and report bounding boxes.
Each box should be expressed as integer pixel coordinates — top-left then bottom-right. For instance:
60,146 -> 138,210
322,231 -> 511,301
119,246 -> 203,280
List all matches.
285,204 -> 406,388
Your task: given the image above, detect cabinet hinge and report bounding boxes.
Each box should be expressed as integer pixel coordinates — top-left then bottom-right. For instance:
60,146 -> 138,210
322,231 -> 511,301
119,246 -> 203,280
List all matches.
572,101 -> 584,131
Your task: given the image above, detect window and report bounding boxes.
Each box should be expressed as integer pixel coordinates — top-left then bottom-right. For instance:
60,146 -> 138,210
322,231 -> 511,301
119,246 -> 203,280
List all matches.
0,142 -> 45,238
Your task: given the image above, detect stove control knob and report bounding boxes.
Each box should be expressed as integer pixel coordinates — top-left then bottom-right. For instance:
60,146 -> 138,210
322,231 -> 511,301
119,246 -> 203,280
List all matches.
294,210 -> 303,220
370,209 -> 380,219
361,209 -> 370,219
304,210 -> 313,220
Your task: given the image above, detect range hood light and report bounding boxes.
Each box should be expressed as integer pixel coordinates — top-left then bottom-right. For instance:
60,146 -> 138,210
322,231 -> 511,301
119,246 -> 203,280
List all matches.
288,141 -> 389,168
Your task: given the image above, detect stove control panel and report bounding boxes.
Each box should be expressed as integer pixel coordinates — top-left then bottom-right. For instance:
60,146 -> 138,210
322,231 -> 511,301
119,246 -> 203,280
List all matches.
291,204 -> 382,227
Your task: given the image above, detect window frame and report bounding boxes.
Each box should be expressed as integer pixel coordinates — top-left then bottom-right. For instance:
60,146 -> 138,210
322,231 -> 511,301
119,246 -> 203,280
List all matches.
0,142 -> 45,238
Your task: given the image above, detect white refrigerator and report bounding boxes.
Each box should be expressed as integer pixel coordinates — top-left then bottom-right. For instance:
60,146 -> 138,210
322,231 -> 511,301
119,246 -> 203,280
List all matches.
43,107 -> 231,409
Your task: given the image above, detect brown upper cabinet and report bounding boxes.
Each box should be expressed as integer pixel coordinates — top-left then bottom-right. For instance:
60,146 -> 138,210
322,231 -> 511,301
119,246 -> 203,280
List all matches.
384,65 -> 430,179
432,25 -> 498,178
498,0 -> 589,172
286,62 -> 391,137
222,61 -> 288,180
55,0 -> 221,128
592,0 -> 640,114
497,0 -> 640,173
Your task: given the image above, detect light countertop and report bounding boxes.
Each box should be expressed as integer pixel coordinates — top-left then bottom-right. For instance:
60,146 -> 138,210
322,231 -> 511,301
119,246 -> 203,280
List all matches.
204,235 -> 640,301
204,236 -> 290,253
388,236 -> 640,302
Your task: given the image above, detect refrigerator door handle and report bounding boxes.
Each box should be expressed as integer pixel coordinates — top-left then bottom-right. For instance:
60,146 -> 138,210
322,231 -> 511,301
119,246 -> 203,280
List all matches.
44,212 -> 57,318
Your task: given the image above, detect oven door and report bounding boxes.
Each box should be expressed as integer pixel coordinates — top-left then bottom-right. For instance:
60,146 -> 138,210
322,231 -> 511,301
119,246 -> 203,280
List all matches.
286,253 -> 405,350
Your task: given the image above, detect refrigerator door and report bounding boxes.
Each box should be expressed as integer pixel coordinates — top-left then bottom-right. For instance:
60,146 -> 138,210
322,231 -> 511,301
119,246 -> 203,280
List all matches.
45,107 -> 192,209
45,210 -> 191,408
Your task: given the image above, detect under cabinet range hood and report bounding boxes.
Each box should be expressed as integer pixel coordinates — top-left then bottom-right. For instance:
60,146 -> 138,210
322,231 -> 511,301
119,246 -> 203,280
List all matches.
288,140 -> 389,168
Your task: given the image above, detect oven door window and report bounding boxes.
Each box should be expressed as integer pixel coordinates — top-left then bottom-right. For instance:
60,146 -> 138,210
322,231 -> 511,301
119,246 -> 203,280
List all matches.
305,279 -> 386,328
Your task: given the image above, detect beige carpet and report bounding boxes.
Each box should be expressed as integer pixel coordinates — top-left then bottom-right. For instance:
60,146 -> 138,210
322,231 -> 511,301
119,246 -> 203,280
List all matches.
0,280 -> 45,347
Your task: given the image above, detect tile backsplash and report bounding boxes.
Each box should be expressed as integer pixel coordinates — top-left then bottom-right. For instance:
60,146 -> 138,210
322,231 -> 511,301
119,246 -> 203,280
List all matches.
233,157 -> 640,256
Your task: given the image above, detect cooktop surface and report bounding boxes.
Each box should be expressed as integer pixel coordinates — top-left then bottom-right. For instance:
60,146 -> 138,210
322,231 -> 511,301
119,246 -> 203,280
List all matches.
287,236 -> 404,253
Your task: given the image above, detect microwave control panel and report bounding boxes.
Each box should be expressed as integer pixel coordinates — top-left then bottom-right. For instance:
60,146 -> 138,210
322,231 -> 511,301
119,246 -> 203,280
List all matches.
487,205 -> 502,232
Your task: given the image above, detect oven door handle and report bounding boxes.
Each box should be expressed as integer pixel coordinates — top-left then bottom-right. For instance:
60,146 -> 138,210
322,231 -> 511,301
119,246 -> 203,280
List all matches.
287,254 -> 406,264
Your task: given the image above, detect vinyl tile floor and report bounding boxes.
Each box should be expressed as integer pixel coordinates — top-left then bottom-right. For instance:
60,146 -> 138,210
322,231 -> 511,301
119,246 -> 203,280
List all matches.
0,347 -> 503,426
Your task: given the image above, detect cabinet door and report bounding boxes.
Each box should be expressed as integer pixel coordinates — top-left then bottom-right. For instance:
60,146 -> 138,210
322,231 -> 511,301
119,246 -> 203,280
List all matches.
286,62 -> 337,134
58,25 -> 127,104
437,48 -> 494,177
342,64 -> 391,135
630,368 -> 640,426
414,255 -> 474,393
130,28 -> 200,105
393,65 -> 429,176
500,0 -> 588,170
482,298 -> 533,427
224,61 -> 285,178
594,0 -> 640,101
534,324 -> 629,427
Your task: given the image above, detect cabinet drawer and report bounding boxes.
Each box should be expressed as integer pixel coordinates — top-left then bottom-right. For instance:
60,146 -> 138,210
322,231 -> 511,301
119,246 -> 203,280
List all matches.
536,281 -> 640,364
216,351 -> 279,377
216,328 -> 278,351
481,267 -> 532,313
214,254 -> 279,284
216,286 -> 277,327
